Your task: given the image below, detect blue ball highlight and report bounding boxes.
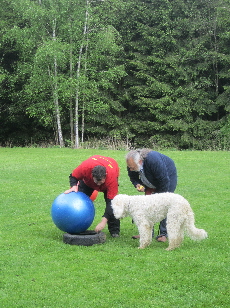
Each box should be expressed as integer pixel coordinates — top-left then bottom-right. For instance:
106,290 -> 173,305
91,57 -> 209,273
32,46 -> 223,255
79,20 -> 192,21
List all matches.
51,192 -> 95,234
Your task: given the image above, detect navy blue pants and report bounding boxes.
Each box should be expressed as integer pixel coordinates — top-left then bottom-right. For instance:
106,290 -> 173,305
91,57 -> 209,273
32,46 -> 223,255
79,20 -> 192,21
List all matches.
148,172 -> 177,238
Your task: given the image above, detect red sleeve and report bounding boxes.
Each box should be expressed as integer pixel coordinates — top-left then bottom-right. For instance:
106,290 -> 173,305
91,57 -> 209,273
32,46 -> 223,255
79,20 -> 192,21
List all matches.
103,157 -> 119,199
105,176 -> 119,199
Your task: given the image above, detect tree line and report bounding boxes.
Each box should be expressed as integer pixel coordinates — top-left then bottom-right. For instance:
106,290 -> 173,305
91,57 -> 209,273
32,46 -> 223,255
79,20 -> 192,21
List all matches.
1,0 -> 230,150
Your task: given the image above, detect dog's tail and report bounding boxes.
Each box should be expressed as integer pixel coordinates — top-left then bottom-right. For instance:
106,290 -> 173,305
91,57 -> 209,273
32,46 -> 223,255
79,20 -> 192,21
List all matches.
185,211 -> 208,241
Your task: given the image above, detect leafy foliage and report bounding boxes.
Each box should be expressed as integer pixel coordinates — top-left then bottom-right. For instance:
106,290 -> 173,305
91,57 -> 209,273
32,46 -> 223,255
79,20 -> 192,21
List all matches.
0,0 -> 230,149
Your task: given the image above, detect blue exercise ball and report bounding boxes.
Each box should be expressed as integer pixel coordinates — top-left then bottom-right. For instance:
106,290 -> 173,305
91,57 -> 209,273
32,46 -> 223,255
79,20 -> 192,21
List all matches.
51,192 -> 95,234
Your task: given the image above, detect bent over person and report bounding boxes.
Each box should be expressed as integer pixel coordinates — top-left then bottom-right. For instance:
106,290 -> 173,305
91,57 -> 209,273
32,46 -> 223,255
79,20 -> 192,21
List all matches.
64,155 -> 120,237
126,149 -> 177,242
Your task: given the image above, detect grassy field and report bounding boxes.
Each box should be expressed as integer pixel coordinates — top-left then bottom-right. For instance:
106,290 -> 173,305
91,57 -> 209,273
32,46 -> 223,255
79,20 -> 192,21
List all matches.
1,148 -> 229,308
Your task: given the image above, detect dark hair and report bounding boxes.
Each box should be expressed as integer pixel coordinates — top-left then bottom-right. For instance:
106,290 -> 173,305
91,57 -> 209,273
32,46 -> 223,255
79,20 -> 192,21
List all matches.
92,166 -> 106,181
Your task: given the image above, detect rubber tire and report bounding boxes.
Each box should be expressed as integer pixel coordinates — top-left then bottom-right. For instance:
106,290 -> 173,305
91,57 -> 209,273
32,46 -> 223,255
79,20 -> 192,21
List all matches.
63,230 -> 106,246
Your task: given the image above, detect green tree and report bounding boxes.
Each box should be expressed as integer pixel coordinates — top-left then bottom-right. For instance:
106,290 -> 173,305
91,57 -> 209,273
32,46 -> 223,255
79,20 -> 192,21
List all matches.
0,0 -> 229,149
21,0 -> 86,147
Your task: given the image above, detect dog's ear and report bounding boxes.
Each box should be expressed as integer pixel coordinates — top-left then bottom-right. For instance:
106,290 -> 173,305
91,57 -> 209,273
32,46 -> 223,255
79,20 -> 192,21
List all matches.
111,195 -> 125,219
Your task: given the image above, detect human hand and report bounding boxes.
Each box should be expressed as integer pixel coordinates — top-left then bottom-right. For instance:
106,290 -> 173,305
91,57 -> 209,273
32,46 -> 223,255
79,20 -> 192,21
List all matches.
64,185 -> 78,194
136,184 -> 145,192
95,218 -> 107,233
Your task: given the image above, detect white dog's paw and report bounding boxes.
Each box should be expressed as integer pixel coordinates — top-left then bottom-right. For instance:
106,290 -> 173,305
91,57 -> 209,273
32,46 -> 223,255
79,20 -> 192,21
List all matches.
165,246 -> 177,251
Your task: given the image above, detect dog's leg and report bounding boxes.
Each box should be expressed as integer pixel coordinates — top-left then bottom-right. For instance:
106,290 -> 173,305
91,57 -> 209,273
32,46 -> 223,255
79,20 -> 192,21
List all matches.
166,219 -> 185,251
137,222 -> 153,249
166,237 -> 184,251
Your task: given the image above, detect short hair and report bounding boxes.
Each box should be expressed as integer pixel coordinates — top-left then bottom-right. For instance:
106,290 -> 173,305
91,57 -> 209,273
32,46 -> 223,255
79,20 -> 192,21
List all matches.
126,148 -> 152,163
92,166 -> 106,181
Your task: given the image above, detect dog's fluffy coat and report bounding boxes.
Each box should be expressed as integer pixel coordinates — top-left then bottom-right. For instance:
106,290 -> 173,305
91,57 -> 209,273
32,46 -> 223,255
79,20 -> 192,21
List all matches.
111,193 -> 207,250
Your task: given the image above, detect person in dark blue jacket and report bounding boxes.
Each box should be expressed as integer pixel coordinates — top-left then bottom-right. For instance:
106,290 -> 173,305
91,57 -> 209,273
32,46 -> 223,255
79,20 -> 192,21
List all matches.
126,149 -> 177,242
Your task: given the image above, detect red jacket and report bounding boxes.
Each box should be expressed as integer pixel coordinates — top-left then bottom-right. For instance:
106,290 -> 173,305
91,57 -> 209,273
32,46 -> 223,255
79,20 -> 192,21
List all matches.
72,155 -> 119,199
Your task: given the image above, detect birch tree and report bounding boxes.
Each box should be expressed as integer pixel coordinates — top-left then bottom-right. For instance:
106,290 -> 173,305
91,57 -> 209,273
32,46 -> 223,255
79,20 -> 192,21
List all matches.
51,18 -> 64,147
74,0 -> 90,148
22,0 -> 85,146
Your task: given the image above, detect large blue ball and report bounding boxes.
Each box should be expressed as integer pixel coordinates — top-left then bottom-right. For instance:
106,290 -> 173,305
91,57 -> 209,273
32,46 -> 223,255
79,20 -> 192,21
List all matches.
51,192 -> 95,234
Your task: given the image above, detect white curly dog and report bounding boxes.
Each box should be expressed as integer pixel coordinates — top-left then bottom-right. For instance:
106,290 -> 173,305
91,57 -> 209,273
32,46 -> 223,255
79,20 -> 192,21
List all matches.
111,193 -> 208,250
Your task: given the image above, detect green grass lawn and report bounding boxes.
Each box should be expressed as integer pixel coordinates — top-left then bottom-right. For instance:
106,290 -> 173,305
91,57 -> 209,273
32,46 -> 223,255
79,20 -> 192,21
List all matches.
1,148 -> 229,308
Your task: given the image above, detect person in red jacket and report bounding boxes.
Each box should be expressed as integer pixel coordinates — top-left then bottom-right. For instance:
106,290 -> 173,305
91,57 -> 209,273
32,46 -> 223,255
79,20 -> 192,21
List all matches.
64,155 -> 120,237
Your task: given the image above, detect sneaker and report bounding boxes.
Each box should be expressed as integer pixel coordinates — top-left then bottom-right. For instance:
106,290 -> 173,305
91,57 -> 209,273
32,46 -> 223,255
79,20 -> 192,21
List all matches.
111,233 -> 120,238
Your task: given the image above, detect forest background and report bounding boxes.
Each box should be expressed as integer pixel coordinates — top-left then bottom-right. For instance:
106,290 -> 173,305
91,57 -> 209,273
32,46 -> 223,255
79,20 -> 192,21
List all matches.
0,0 -> 230,150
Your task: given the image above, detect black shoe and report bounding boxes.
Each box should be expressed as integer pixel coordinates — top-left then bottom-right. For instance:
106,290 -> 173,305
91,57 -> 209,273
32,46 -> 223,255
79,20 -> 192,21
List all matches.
132,235 -> 140,239
111,233 -> 119,238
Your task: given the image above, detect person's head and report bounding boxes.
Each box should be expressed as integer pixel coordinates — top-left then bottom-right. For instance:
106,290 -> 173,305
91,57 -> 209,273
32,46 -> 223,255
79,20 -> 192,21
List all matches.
92,165 -> 106,185
126,148 -> 152,171
126,150 -> 142,171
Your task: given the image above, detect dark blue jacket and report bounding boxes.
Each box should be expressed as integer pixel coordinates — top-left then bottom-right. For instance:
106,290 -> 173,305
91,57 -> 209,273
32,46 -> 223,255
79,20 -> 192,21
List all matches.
127,151 -> 177,193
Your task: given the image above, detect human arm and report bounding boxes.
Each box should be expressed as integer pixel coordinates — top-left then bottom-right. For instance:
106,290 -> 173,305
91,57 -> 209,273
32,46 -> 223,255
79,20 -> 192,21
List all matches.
94,167 -> 119,232
95,217 -> 108,232
94,197 -> 113,232
127,167 -> 145,191
94,197 -> 116,233
64,185 -> 78,194
64,173 -> 79,194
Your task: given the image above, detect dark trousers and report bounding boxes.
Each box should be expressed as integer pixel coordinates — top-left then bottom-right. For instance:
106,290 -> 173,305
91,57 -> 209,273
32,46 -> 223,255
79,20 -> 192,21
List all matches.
146,172 -> 177,237
78,180 -> 120,235
107,215 -> 120,235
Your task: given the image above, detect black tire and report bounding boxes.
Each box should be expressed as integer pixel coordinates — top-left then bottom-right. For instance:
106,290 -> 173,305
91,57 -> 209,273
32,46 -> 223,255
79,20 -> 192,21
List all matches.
63,230 -> 106,246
